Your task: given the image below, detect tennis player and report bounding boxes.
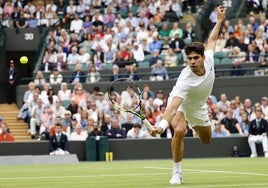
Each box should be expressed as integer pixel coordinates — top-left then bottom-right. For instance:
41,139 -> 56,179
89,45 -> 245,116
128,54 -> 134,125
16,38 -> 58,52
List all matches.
151,6 -> 227,185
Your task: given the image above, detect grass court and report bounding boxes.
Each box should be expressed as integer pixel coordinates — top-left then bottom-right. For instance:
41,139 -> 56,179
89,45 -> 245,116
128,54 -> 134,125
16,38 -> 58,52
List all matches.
0,158 -> 268,188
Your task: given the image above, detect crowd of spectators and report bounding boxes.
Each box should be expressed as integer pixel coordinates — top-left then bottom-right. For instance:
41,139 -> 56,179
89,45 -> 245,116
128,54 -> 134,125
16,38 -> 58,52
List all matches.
0,0 -> 200,80
213,12 -> 268,68
13,73 -> 268,145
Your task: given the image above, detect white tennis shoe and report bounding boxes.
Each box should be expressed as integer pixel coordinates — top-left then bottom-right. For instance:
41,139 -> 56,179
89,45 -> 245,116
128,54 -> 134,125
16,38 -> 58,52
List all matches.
169,171 -> 183,185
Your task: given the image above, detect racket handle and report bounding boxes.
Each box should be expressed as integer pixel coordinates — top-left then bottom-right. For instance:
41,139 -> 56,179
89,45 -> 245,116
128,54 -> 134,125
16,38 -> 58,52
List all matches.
142,119 -> 153,131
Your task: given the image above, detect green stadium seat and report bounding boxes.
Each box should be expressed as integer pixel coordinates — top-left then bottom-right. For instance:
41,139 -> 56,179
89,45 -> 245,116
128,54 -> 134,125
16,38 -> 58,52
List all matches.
144,54 -> 153,62
138,61 -> 150,68
214,51 -> 228,59
102,63 -> 113,70
221,57 -> 233,64
81,64 -> 89,71
214,58 -> 221,64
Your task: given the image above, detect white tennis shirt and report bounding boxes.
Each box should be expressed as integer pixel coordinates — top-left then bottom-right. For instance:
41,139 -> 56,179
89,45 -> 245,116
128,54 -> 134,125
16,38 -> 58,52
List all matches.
169,50 -> 215,125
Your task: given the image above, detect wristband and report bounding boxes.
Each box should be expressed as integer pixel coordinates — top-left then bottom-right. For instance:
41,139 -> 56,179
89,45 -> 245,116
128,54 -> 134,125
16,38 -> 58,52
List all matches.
158,119 -> 169,131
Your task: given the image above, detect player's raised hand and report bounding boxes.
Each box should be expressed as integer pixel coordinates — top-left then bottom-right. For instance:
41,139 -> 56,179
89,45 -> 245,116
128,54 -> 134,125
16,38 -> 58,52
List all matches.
217,5 -> 227,21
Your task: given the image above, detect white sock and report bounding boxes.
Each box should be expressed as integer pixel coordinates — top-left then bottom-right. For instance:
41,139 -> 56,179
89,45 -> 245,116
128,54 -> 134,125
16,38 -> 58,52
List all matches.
173,161 -> 182,173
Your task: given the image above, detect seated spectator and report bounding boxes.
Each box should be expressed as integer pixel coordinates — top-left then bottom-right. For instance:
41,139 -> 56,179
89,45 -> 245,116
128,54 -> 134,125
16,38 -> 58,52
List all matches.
92,45 -> 105,70
30,98 -> 46,139
150,60 -> 169,81
70,124 -> 88,141
240,113 -> 250,135
104,42 -> 117,64
126,66 -> 140,81
118,44 -> 131,61
248,107 -> 268,158
22,81 -> 35,105
88,121 -> 105,137
106,118 -> 126,139
103,6 -> 116,28
49,68 -> 63,85
121,113 -> 136,134
110,64 -> 123,82
77,47 -> 91,66
55,45 -> 67,71
56,0 -> 67,19
67,46 -> 81,66
86,64 -> 100,83
40,107 -> 55,136
164,48 -> 178,67
34,71 -> 46,87
149,49 -> 162,67
15,11 -> 28,29
127,123 -> 147,139
70,64 -> 86,83
67,97 -> 79,116
49,123 -> 70,155
229,59 -> 245,77
225,32 -> 240,50
217,93 -> 231,109
131,42 -> 145,64
70,14 -> 83,34
57,82 -> 72,106
158,23 -> 170,40
136,22 -> 149,43
46,86 -> 58,108
42,49 -> 55,72
96,91 -> 110,114
183,23 -> 196,44
140,38 -> 150,55
220,109 -> 244,136
246,43 -> 260,63
169,33 -> 186,54
212,121 -> 230,138
0,123 -> 15,142
148,34 -> 163,54
215,32 -> 227,52
228,46 -> 246,62
169,22 -> 183,40
61,110 -> 72,129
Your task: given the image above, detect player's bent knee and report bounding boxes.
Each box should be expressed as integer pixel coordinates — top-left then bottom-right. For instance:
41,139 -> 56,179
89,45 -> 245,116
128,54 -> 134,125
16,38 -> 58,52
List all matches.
173,126 -> 187,137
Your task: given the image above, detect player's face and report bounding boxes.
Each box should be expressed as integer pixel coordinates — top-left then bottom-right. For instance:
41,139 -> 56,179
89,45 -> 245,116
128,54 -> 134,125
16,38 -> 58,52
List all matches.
186,52 -> 205,75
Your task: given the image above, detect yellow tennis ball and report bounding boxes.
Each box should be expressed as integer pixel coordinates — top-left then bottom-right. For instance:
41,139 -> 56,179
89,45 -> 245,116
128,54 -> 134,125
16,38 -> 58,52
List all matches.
20,56 -> 28,64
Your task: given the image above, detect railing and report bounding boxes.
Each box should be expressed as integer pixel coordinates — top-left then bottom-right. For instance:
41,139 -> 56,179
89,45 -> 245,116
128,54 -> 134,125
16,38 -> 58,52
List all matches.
19,66 -> 268,85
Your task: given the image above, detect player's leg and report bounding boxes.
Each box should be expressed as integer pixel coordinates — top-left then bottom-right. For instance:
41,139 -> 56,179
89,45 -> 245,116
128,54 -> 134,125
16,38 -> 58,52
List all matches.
169,111 -> 187,185
171,111 -> 187,161
193,125 -> 212,144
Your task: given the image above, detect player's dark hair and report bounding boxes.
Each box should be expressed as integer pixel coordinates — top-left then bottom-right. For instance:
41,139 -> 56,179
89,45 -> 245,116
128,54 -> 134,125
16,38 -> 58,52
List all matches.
184,42 -> 205,56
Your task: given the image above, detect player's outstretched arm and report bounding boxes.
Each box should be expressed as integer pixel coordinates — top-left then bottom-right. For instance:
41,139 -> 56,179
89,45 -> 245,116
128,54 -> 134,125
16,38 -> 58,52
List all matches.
152,97 -> 183,134
206,5 -> 227,51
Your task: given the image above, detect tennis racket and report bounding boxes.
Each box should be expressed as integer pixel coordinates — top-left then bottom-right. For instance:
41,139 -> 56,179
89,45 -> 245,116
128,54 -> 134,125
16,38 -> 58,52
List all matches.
107,78 -> 154,131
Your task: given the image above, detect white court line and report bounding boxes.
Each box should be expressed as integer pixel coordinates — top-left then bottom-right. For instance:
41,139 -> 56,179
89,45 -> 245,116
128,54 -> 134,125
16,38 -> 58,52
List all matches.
0,172 -> 169,180
144,166 -> 268,176
171,183 -> 268,188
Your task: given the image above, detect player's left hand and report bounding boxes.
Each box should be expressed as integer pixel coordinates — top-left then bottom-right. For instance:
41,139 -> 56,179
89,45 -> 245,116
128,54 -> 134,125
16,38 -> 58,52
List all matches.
217,5 -> 227,21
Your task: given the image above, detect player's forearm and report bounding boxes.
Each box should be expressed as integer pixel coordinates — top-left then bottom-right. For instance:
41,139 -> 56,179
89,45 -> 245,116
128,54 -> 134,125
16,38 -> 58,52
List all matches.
207,19 -> 223,45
